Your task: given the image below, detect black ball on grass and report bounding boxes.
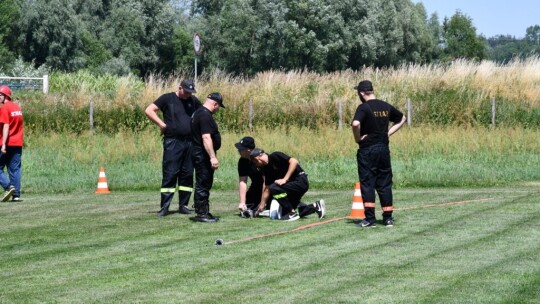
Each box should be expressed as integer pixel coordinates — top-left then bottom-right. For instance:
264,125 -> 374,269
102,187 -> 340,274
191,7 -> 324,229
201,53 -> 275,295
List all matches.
215,239 -> 224,246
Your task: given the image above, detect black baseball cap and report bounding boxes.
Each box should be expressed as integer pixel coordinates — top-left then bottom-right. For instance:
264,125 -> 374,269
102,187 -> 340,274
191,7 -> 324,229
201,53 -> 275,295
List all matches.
180,79 -> 196,93
354,80 -> 374,92
250,148 -> 264,158
207,92 -> 225,108
235,136 -> 255,150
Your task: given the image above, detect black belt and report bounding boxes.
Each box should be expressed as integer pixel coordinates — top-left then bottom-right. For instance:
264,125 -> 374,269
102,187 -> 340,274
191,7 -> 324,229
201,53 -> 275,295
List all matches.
167,136 -> 192,141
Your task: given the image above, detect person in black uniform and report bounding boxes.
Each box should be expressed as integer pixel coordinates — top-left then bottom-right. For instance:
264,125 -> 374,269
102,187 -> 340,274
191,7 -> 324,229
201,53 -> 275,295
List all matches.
250,149 -> 326,221
191,92 -> 225,222
234,136 -> 270,218
145,79 -> 201,217
351,80 -> 406,227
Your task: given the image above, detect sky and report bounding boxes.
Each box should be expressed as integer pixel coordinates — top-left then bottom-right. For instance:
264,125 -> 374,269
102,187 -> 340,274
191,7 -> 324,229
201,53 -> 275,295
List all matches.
413,0 -> 540,38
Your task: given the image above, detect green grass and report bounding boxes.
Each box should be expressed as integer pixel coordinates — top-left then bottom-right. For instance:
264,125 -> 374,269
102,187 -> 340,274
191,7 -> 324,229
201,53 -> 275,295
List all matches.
1,185 -> 539,303
21,126 -> 540,194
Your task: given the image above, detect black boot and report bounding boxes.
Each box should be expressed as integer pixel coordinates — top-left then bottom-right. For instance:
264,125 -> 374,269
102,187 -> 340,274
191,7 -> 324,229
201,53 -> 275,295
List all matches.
178,190 -> 193,214
158,192 -> 174,217
194,200 -> 219,222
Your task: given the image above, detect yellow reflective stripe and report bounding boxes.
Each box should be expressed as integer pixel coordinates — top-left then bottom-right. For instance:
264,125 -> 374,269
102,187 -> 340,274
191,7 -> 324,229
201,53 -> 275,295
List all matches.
274,193 -> 287,199
364,202 -> 376,208
160,188 -> 176,193
178,186 -> 193,192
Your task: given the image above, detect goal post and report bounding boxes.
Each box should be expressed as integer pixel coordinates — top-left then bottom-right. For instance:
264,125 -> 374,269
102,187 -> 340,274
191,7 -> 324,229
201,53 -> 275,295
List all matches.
0,75 -> 49,94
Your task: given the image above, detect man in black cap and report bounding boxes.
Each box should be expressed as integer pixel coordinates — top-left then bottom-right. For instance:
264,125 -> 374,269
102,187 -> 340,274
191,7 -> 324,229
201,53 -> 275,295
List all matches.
351,80 -> 406,227
234,136 -> 270,218
250,148 -> 326,221
145,79 -> 201,217
191,92 -> 225,222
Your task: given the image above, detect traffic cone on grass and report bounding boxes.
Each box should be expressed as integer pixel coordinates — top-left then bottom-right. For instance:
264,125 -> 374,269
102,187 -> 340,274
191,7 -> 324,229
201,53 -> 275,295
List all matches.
95,167 -> 110,194
347,182 -> 365,219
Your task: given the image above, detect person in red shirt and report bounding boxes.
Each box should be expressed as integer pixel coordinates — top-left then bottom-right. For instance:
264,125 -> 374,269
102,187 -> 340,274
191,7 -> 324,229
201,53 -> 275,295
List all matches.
0,85 -> 24,202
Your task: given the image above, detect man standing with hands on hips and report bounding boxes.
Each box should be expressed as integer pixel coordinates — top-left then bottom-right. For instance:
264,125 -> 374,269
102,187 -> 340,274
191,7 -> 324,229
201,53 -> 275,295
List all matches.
351,80 -> 406,227
145,79 -> 201,217
191,92 -> 225,222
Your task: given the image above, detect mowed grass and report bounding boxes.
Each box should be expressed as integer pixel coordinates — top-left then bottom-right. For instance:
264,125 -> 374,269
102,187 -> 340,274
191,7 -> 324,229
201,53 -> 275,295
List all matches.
1,185 -> 539,303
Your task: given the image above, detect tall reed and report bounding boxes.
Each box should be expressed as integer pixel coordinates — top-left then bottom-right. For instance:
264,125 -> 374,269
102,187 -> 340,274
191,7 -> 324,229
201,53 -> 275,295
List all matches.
17,57 -> 540,133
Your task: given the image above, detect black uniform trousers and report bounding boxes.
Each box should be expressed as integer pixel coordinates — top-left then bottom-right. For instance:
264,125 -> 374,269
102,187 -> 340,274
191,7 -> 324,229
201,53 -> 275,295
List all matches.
356,143 -> 394,221
160,137 -> 194,212
246,184 -> 271,211
192,145 -> 214,215
267,173 -> 317,217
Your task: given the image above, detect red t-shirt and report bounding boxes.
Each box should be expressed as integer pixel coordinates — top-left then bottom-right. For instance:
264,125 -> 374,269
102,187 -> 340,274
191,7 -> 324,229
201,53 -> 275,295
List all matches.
0,101 -> 24,147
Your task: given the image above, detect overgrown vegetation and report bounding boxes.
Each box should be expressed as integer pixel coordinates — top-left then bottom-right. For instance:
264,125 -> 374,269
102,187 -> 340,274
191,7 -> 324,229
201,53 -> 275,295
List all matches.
16,58 -> 540,133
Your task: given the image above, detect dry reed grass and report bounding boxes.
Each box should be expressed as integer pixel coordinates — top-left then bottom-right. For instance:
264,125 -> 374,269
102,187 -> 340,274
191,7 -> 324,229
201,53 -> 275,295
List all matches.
46,57 -> 540,110
135,56 -> 540,111
31,57 -> 539,133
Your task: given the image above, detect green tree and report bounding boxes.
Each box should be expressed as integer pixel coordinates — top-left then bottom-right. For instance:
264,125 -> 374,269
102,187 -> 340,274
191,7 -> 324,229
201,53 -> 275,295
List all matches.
525,25 -> 540,45
100,0 -> 176,75
100,2 -> 147,75
196,0 -> 433,74
166,27 -> 194,73
191,0 -> 225,16
441,11 -> 486,61
80,31 -> 113,71
0,0 -> 20,69
16,0 -> 84,71
198,0 -> 260,74
486,35 -> 522,63
410,3 -> 439,62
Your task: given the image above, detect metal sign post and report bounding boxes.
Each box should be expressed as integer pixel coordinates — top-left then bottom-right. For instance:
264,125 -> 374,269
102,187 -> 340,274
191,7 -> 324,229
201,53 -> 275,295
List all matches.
193,33 -> 201,85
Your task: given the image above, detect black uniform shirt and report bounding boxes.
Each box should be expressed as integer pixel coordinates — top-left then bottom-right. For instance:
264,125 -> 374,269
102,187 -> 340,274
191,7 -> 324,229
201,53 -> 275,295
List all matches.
153,92 -> 201,138
238,158 -> 264,188
191,107 -> 221,151
352,99 -> 403,147
262,151 -> 304,186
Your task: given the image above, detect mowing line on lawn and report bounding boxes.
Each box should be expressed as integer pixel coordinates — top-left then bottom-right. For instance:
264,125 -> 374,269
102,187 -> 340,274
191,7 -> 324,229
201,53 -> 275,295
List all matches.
218,197 -> 497,246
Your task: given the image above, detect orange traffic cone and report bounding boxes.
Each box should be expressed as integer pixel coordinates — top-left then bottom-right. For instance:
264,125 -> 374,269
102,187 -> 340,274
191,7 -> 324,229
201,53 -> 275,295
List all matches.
95,167 -> 110,194
347,182 -> 365,219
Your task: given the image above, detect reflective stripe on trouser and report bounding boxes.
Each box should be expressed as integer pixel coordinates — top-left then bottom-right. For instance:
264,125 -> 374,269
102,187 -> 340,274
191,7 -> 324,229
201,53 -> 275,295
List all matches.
362,204 -> 394,221
268,174 -> 309,215
178,185 -> 193,208
160,138 -> 194,210
357,143 -> 394,221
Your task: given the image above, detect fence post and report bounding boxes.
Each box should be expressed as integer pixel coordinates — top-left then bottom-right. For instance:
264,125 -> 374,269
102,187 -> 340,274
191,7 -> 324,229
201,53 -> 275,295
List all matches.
89,99 -> 94,133
249,99 -> 253,131
406,97 -> 412,127
338,99 -> 343,130
43,74 -> 49,94
491,97 -> 496,129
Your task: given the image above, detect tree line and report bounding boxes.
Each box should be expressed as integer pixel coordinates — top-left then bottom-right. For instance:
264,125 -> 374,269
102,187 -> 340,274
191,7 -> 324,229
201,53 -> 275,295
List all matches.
1,0 -> 539,77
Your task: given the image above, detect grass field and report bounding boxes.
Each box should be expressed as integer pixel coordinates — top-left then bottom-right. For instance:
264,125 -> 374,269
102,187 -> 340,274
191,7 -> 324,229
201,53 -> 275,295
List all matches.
1,185 -> 539,303
23,126 -> 540,193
